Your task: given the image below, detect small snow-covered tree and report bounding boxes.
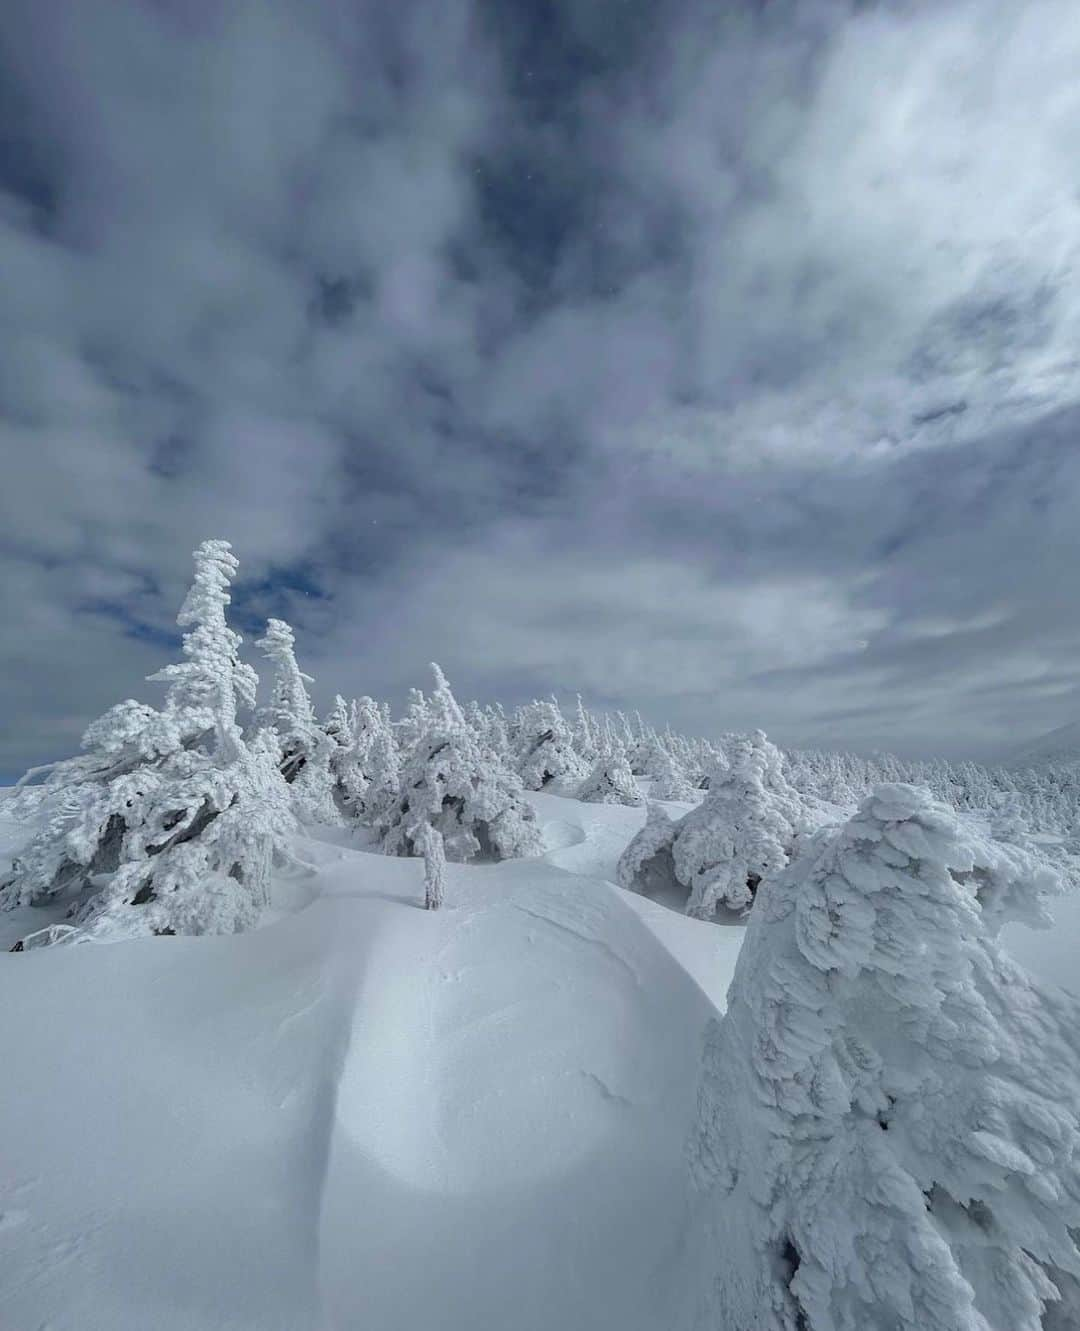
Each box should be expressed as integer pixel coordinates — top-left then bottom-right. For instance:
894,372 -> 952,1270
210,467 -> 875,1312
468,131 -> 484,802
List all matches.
689,783 -> 1080,1331
648,745 -> 698,802
1,541 -> 298,942
257,618 -> 340,825
674,730 -> 802,917
577,748 -> 642,806
382,666 -> 541,863
413,819 -> 446,911
514,699 -> 587,790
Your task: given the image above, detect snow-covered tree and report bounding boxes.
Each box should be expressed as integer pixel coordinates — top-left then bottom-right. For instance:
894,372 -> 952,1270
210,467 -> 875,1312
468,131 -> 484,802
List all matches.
323,694 -> 353,747
257,618 -> 339,825
572,694 -> 597,763
413,820 -> 446,911
514,699 -> 587,791
689,783 -> 1080,1331
648,746 -> 698,802
576,749 -> 642,806
396,687 -> 431,753
1,541 -> 298,942
382,666 -> 541,863
675,730 -> 802,917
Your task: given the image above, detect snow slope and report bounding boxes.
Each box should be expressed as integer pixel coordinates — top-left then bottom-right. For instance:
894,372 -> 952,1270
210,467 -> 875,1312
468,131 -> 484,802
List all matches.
1005,717 -> 1080,768
0,795 -> 732,1331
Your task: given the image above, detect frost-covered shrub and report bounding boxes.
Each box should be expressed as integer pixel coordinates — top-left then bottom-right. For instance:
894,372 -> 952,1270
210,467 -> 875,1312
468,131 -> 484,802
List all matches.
382,667 -> 541,863
0,541 -> 298,942
257,618 -> 340,825
689,783 -> 1080,1331
514,700 -> 587,790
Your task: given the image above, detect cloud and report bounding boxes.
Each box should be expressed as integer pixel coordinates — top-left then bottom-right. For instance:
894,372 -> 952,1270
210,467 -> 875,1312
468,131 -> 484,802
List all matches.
4,0 -> 1080,774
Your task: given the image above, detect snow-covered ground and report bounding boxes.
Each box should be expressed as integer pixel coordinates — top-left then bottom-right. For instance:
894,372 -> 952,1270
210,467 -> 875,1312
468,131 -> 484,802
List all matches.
0,791 -> 733,1331
2,785 -> 1076,1330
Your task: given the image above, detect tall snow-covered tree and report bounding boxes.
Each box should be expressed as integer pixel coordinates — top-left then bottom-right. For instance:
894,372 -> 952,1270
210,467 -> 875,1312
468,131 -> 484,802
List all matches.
572,694 -> 597,763
1,540 -> 298,942
257,618 -> 340,825
381,666 -> 541,863
688,783 -> 1080,1331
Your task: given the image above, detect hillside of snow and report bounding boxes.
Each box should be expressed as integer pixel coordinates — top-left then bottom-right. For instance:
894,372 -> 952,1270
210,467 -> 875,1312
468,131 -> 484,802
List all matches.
1006,718 -> 1080,769
0,793 -> 742,1331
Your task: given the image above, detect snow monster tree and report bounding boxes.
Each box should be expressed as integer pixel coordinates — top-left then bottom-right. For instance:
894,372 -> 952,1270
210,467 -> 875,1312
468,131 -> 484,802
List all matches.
688,783 -> 1080,1331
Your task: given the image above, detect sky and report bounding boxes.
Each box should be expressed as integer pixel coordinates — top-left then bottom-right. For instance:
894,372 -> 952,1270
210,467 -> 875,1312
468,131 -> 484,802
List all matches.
4,0 -> 1080,778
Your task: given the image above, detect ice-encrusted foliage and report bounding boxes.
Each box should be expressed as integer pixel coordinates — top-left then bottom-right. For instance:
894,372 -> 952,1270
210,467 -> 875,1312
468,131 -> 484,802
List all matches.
673,730 -> 801,917
577,750 -> 643,806
514,700 -> 587,791
689,784 -> 1080,1331
257,618 -> 340,825
382,668 -> 541,863
0,541 -> 298,942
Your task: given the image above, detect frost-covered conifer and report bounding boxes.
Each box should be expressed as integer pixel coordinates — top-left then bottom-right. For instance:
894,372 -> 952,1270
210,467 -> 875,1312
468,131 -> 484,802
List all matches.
396,687 -> 431,754
689,783 -> 1080,1331
413,819 -> 446,911
572,694 -> 597,763
577,749 -> 642,806
514,700 -> 587,791
382,667 -> 540,863
323,694 -> 353,747
648,746 -> 698,802
1,541 -> 298,942
257,619 -> 340,825
676,731 -> 801,917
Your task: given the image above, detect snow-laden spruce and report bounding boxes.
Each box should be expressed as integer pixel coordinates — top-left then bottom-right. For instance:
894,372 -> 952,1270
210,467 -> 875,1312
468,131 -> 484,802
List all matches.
618,729 -> 802,916
514,699 -> 588,791
0,541 -> 298,943
688,783 -> 1080,1331
648,746 -> 699,802
257,618 -> 341,825
381,665 -> 541,863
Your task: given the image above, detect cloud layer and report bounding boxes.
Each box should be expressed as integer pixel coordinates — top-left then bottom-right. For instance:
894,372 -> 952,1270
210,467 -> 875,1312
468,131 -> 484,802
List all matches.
3,0 -> 1080,775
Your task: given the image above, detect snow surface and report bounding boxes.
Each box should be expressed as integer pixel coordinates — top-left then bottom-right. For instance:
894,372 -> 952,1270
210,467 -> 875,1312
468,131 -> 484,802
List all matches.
0,791 -> 732,1331
3,783 -> 1077,1328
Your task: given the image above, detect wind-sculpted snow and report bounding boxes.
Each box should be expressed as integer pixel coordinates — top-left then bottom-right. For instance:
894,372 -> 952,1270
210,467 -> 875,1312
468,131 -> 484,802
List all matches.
689,783 -> 1080,1331
0,816 -> 723,1331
